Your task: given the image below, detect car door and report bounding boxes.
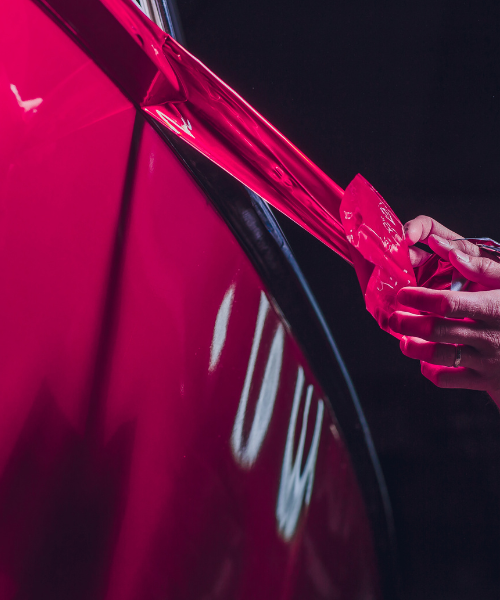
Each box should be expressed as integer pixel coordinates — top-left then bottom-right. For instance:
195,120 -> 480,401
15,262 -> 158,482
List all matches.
0,0 -> 396,598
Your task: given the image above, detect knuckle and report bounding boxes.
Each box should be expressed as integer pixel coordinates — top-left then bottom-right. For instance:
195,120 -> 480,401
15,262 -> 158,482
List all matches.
433,344 -> 452,366
442,294 -> 459,317
478,258 -> 493,275
418,216 -> 433,239
483,298 -> 500,321
478,259 -> 500,282
482,330 -> 500,351
459,240 -> 481,256
431,318 -> 448,340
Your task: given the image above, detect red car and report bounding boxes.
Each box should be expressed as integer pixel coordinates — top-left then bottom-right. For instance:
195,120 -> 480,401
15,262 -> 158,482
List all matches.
0,0 -> 396,597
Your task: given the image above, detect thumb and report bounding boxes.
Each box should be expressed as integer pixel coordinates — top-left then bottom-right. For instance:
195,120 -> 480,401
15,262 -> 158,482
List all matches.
449,249 -> 500,289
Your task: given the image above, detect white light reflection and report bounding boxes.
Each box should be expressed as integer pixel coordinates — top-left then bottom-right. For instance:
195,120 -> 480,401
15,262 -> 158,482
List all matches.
10,84 -> 42,113
209,285 -> 235,372
154,109 -> 194,138
276,366 -> 324,541
231,292 -> 284,468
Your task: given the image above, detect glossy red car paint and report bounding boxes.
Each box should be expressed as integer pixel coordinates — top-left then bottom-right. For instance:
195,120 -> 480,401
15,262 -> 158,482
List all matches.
0,0 -> 384,598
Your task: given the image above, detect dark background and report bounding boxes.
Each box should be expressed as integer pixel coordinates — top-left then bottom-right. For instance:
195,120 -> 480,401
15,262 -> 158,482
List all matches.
174,1 -> 500,598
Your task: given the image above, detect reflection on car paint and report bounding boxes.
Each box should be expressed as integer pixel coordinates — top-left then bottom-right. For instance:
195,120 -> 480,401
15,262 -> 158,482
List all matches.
9,84 -> 42,114
277,366 -> 324,540
229,291 -> 324,541
209,284 -> 235,372
231,292 -> 284,468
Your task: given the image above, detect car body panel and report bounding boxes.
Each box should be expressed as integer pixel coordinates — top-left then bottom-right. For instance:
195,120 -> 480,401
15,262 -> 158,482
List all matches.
0,0 -> 389,597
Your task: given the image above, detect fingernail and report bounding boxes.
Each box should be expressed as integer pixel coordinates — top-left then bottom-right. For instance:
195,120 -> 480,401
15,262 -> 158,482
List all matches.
434,236 -> 452,250
454,249 -> 470,263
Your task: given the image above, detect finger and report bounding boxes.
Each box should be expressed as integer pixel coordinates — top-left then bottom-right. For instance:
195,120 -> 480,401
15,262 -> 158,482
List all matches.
396,287 -> 500,324
389,311 -> 487,348
420,362 -> 488,391
404,216 -> 460,246
449,250 -> 500,290
400,336 -> 481,369
409,246 -> 431,267
427,234 -> 481,261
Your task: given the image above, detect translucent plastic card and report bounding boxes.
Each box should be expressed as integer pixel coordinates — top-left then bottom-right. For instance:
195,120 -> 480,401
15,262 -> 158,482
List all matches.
341,175 -> 417,337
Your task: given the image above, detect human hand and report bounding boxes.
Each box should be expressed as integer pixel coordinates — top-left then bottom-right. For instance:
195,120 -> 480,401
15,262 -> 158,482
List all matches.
390,215 -> 500,407
404,214 -> 487,272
